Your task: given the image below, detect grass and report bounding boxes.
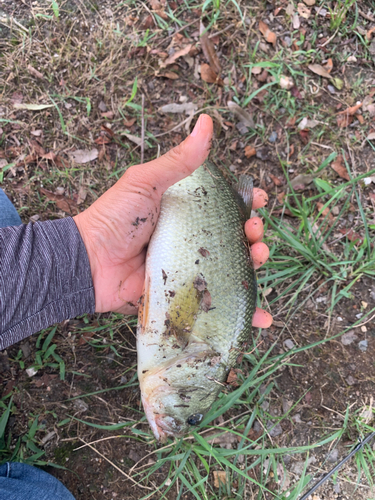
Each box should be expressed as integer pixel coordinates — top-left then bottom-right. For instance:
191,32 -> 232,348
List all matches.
1,0 -> 375,498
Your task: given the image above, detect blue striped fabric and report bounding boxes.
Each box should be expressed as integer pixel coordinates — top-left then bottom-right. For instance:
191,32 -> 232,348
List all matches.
0,218 -> 95,350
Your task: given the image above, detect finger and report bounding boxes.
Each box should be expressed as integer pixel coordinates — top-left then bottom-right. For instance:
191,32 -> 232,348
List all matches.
123,114 -> 213,196
245,217 -> 264,244
250,242 -> 269,269
252,307 -> 273,328
253,188 -> 268,209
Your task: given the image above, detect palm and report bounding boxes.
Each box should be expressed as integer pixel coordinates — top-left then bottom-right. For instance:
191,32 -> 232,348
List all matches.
74,115 -> 272,329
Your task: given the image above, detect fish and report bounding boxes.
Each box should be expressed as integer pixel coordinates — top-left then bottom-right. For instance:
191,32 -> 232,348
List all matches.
137,162 -> 257,442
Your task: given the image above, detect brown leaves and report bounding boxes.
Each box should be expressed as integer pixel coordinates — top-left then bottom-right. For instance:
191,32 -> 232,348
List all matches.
40,188 -> 78,215
199,21 -> 222,85
308,63 -> 331,79
244,145 -> 256,158
161,44 -> 192,67
336,102 -> 362,128
200,21 -> 221,74
258,20 -> 276,46
331,155 -> 350,180
297,3 -> 311,18
68,148 -> 99,164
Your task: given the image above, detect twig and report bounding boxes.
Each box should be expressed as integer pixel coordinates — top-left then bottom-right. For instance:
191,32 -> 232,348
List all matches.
358,9 -> 375,22
155,18 -> 200,47
74,435 -> 127,451
0,15 -> 28,33
77,438 -> 152,490
154,105 -> 219,137
141,94 -> 145,164
208,23 -> 235,39
319,27 -> 339,48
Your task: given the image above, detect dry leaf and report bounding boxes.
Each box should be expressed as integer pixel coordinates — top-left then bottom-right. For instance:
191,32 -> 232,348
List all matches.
293,13 -> 300,29
122,133 -> 146,147
200,21 -> 221,74
244,145 -> 256,158
337,114 -> 352,128
13,103 -> 54,111
367,26 -> 375,40
367,132 -> 375,140
27,64 -> 44,80
339,228 -> 364,246
200,63 -> 223,85
159,102 -> 197,114
258,20 -> 277,46
123,117 -> 136,127
40,188 -> 78,215
229,141 -> 237,150
308,64 -> 332,79
226,368 -> 238,386
160,44 -> 192,67
213,471 -> 227,488
30,130 -> 43,137
77,186 -> 88,205
316,202 -> 334,220
297,3 -> 311,18
279,75 -> 294,89
303,0 -> 315,4
290,173 -> 316,189
323,58 -> 333,73
337,102 -> 362,116
68,149 -> 99,164
227,101 -> 254,128
331,155 -> 350,180
269,173 -> 283,186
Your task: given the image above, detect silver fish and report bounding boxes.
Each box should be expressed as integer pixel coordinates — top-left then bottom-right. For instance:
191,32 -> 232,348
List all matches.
137,162 -> 256,441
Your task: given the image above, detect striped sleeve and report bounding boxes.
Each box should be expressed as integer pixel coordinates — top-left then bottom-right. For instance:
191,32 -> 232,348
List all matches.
0,217 -> 95,350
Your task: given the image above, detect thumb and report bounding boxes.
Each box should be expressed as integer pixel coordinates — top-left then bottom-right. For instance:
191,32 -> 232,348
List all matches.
122,114 -> 213,195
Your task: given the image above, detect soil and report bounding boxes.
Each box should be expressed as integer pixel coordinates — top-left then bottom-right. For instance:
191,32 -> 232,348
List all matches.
1,0 -> 375,499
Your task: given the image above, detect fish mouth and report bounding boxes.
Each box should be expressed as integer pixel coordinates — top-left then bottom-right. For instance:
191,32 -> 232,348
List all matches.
142,395 -> 185,442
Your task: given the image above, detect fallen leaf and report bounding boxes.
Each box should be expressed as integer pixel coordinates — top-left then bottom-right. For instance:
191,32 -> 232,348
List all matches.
303,0 -> 315,4
251,66 -> 262,75
77,186 -> 88,205
226,368 -> 239,386
337,114 -> 353,128
200,63 -> 223,85
122,133 -> 146,147
367,132 -> 375,140
256,69 -> 268,82
200,21 -> 221,74
123,117 -> 137,127
367,26 -> 375,40
308,63 -> 331,79
269,173 -> 283,186
159,102 -> 197,114
339,228 -> 363,246
297,3 -> 311,18
290,173 -> 316,189
244,145 -> 256,158
160,44 -> 192,67
337,102 -> 362,116
299,129 -> 309,144
40,188 -> 78,215
68,149 -> 99,164
13,103 -> 54,111
291,86 -> 303,99
227,101 -> 254,128
30,129 -> 43,137
331,155 -> 350,180
292,13 -> 300,29
323,58 -> 333,73
101,111 -> 114,119
316,202 -> 334,220
11,92 -> 23,105
258,20 -> 276,46
229,141 -> 237,150
279,75 -> 294,89
213,471 -> 227,488
27,64 -> 44,80
156,71 -> 179,79
277,191 -> 286,203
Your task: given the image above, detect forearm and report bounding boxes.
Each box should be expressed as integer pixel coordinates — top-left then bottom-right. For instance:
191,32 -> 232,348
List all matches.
0,218 -> 95,350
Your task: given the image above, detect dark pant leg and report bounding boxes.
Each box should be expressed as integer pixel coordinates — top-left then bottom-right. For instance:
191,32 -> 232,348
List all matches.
0,462 -> 76,500
0,188 -> 22,227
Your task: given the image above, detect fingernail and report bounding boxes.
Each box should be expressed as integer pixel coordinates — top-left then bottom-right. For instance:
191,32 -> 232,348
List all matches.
190,115 -> 202,137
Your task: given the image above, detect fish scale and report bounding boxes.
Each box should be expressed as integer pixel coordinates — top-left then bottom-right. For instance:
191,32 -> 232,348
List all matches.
137,162 -> 257,441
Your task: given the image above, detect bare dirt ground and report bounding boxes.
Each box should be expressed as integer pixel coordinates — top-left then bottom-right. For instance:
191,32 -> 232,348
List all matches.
1,0 -> 375,499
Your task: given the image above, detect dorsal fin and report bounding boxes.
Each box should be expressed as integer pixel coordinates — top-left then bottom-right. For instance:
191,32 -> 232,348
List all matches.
233,175 -> 253,219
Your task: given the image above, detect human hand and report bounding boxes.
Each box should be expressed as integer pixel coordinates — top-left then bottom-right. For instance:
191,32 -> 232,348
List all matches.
74,114 -> 272,329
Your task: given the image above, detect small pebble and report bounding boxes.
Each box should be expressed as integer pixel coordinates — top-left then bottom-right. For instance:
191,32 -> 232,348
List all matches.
358,340 -> 368,352
269,131 -> 278,143
327,85 -> 336,94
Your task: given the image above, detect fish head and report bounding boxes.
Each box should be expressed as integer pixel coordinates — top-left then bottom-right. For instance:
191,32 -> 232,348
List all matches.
141,349 -> 227,442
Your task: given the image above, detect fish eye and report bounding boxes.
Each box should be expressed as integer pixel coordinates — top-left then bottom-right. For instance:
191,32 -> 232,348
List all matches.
187,413 -> 203,426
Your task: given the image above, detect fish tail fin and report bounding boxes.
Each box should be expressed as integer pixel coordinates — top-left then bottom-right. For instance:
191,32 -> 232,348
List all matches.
233,175 -> 253,219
